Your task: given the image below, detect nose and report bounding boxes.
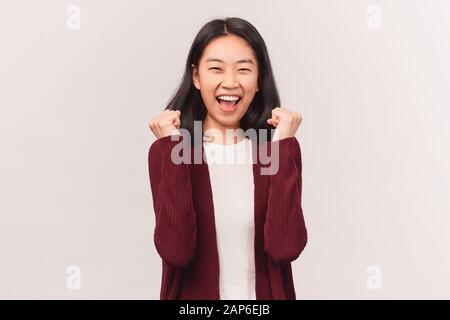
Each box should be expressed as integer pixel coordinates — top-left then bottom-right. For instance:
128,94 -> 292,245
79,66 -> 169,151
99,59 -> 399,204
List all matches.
220,70 -> 239,89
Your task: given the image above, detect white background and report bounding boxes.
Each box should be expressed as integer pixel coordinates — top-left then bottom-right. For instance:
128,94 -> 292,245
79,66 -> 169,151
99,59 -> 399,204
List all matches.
0,0 -> 449,299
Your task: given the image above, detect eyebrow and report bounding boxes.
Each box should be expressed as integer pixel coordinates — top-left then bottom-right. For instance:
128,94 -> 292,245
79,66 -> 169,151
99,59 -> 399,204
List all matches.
205,58 -> 254,65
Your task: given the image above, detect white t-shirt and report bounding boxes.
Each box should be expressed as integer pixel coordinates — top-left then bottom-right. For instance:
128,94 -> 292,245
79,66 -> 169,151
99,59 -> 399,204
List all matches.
203,136 -> 256,300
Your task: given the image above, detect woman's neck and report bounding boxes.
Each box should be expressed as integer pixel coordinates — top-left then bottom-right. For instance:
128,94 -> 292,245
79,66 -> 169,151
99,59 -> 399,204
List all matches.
203,116 -> 245,145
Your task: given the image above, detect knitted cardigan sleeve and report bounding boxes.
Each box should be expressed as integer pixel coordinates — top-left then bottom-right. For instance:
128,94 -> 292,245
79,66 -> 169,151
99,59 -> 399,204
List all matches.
148,134 -> 197,268
264,136 -> 308,263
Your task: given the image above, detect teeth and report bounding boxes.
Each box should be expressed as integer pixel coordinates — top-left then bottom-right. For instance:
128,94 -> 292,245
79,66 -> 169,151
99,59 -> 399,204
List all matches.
217,95 -> 240,101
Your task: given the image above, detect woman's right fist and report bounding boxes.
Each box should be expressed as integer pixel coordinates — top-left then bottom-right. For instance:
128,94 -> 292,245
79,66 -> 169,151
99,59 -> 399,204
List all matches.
148,109 -> 181,139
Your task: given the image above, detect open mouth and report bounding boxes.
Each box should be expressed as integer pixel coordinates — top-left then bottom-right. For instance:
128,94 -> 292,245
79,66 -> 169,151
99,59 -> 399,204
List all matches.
216,95 -> 242,111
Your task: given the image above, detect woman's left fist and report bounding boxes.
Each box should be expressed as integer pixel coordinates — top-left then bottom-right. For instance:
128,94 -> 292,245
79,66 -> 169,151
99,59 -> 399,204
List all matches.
266,107 -> 302,141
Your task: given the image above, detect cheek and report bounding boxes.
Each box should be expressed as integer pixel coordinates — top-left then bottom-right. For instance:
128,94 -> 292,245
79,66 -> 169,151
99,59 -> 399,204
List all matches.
198,81 -> 220,111
242,81 -> 258,98
198,84 -> 216,104
241,75 -> 258,90
200,78 -> 219,97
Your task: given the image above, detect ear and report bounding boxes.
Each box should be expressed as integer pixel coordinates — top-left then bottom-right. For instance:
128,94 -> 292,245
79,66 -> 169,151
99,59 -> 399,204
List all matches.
192,64 -> 200,90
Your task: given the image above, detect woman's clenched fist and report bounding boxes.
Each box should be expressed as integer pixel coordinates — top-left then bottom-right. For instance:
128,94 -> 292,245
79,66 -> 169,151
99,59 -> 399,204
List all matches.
148,109 -> 181,139
266,107 -> 302,141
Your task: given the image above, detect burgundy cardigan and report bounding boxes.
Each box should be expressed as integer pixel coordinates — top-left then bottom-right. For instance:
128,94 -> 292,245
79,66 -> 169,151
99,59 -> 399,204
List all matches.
147,134 -> 308,300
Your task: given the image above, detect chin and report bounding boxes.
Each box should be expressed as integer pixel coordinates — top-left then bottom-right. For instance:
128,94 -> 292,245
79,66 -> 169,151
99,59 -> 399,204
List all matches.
216,114 -> 240,126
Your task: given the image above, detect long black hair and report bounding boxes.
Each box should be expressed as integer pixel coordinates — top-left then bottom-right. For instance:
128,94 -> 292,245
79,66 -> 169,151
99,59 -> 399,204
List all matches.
165,17 -> 280,144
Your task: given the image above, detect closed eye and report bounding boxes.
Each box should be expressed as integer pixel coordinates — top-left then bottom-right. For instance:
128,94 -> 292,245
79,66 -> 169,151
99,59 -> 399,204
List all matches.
208,67 -> 250,72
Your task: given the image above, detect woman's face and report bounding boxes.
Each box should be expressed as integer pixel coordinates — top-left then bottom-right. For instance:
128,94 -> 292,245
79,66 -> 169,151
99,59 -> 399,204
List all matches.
192,35 -> 259,129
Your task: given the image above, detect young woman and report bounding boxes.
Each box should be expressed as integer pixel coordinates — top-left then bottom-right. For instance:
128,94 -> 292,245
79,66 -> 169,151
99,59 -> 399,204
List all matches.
148,17 -> 308,300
